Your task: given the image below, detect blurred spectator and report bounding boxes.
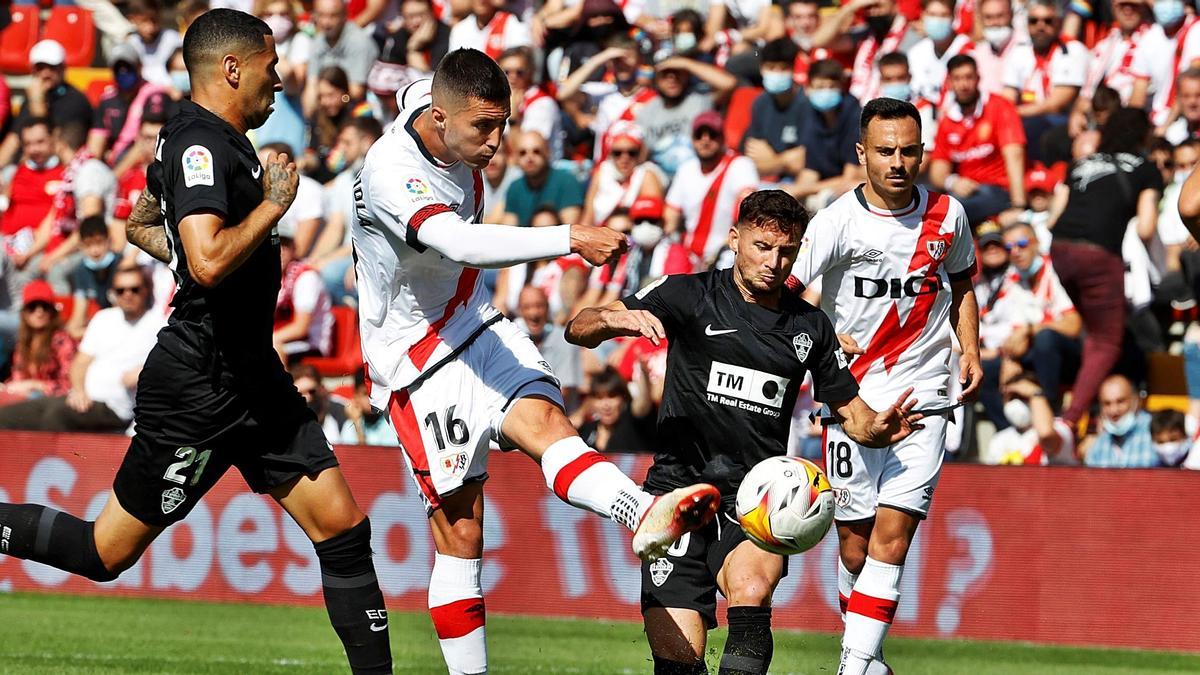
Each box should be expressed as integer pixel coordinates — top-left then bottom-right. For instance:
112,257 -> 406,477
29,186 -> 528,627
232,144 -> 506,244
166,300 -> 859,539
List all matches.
637,56 -> 737,177
0,265 -> 162,432
501,47 -> 564,160
89,43 -> 164,163
576,366 -> 655,453
305,66 -> 368,183
1165,68 -> 1200,144
0,41 -> 93,167
516,286 -> 583,409
1002,0 -> 1088,159
587,196 -> 693,307
482,141 -> 520,221
930,55 -> 1027,225
1011,163 -> 1065,239
504,131 -> 585,227
259,143 -> 324,257
743,38 -> 810,181
0,281 -> 76,404
1083,374 -> 1160,467
364,61 -> 415,129
308,0 -> 380,107
1050,108 -> 1162,428
448,0 -> 532,56
1080,0 -> 1162,106
166,49 -> 191,101
665,111 -> 759,265
341,368 -> 399,446
667,9 -> 705,60
556,34 -> 656,161
703,0 -> 784,51
973,221 -> 1009,308
907,0 -> 975,106
817,0 -> 919,104
176,0 -> 210,33
66,217 -> 121,341
254,0 -> 314,156
1156,139 -> 1200,306
274,234 -> 333,363
982,373 -> 1076,465
314,117 -> 383,304
1150,409 -> 1190,466
1130,0 -> 1200,129
40,122 -> 117,294
3,119 -> 64,297
877,52 -> 937,150
291,363 -> 347,444
111,113 -> 167,255
783,0 -> 830,85
380,0 -> 451,72
580,121 -> 664,228
495,207 -> 589,316
792,59 -> 864,206
125,0 -> 183,88
971,0 -> 1023,96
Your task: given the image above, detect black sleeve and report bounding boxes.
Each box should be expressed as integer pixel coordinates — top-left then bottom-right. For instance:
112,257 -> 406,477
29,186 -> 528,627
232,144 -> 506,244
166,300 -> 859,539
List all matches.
168,130 -> 231,221
60,90 -> 94,131
1135,159 -> 1165,193
620,274 -> 698,338
808,313 -> 859,404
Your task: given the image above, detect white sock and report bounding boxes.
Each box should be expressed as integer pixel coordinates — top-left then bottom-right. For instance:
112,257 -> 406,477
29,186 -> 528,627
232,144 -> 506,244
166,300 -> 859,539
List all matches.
837,558 -> 858,623
429,554 -> 487,674
540,436 -> 653,531
839,557 -> 903,675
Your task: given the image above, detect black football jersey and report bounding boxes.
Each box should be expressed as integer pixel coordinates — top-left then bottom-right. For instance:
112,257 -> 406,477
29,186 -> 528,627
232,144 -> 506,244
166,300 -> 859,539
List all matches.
136,100 -> 305,446
622,268 -> 859,503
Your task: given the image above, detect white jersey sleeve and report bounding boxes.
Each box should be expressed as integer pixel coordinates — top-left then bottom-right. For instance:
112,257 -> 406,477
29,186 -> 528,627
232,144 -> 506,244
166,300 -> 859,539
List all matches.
943,203 -> 977,277
790,208 -> 849,285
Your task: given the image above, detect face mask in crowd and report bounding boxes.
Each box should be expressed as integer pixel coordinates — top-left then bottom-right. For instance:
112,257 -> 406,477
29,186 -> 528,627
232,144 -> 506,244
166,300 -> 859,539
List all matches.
630,222 -> 664,248
761,71 -> 793,95
881,82 -> 912,101
983,25 -> 1012,49
809,88 -> 842,111
1004,398 -> 1032,430
674,32 -> 697,53
1154,0 -> 1186,25
1103,410 -> 1138,436
924,16 -> 953,42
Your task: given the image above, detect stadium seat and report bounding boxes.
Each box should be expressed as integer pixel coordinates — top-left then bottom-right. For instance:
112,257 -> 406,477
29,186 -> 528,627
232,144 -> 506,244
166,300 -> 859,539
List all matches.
0,6 -> 40,75
43,6 -> 96,68
301,306 -> 363,377
724,86 -> 762,152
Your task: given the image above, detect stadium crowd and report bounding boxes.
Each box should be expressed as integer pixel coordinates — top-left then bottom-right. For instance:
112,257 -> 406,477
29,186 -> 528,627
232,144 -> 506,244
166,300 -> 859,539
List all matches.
2,0 -> 1200,468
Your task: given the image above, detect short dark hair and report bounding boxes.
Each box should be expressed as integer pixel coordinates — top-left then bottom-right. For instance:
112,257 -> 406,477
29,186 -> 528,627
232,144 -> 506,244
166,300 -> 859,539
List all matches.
341,116 -> 384,141
56,120 -> 89,151
878,51 -> 909,70
498,45 -> 535,71
21,117 -> 54,136
79,215 -> 109,240
672,8 -> 704,30
1092,84 -> 1121,115
1099,107 -> 1151,155
737,189 -> 808,239
946,53 -> 978,74
760,38 -> 799,66
590,367 -> 631,401
1151,409 -> 1187,436
290,363 -> 322,384
433,48 -> 511,107
860,96 -> 922,134
808,59 -> 844,83
182,9 -> 270,78
318,65 -> 350,92
126,0 -> 162,17
261,141 -> 296,157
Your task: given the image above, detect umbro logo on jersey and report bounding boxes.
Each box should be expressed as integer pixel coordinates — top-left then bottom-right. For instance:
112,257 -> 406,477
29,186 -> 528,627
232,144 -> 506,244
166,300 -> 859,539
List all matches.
705,324 -> 738,336
856,249 -> 885,263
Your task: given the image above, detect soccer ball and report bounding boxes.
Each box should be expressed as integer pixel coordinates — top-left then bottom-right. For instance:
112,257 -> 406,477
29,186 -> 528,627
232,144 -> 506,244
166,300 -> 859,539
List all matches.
735,456 -> 835,556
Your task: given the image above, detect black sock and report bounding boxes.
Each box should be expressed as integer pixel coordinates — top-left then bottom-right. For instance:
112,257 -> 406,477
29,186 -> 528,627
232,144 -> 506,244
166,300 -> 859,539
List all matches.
313,517 -> 391,674
654,655 -> 709,674
0,503 -> 116,582
718,606 -> 773,675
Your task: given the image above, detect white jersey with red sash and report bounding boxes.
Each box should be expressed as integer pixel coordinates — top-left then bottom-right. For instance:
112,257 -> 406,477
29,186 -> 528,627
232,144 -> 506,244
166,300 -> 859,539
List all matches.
664,150 -> 760,262
850,15 -> 910,103
1083,23 -> 1164,103
908,33 -> 975,108
1003,38 -> 1090,105
790,186 -> 976,410
593,86 -> 659,161
1133,18 -> 1200,126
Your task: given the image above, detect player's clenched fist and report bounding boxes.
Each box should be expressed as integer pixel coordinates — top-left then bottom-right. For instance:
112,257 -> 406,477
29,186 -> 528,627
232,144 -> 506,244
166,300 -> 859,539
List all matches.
570,224 -> 629,266
262,152 -> 300,210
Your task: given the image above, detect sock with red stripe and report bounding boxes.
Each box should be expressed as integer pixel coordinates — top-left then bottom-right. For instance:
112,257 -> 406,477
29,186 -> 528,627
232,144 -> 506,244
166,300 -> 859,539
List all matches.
429,554 -> 487,674
839,557 -> 902,675
540,436 -> 653,531
837,558 -> 858,623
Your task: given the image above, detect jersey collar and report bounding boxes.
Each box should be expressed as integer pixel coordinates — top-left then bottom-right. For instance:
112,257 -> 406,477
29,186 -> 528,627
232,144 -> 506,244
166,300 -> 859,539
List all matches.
404,104 -> 458,170
854,184 -> 921,218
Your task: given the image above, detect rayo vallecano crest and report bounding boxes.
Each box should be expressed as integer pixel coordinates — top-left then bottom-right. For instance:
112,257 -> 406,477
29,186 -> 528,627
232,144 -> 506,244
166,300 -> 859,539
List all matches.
926,239 -> 948,261
793,333 -> 813,362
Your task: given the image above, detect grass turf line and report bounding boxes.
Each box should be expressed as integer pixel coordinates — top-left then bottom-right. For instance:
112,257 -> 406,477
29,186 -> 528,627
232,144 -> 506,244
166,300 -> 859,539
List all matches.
0,593 -> 1197,674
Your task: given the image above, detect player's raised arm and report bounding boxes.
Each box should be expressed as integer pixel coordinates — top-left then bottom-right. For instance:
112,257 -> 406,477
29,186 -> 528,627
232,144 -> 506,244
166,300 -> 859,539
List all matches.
830,389 -> 925,448
566,299 -> 667,348
412,210 -> 627,268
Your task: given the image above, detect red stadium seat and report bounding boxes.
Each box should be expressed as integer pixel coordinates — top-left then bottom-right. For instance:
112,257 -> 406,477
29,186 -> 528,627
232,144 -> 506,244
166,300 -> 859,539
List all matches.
0,6 -> 41,75
724,86 -> 762,152
301,306 -> 363,377
43,6 -> 96,68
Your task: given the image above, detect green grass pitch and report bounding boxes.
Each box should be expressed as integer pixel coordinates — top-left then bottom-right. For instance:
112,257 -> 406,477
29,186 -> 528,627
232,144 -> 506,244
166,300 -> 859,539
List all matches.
0,593 -> 1197,674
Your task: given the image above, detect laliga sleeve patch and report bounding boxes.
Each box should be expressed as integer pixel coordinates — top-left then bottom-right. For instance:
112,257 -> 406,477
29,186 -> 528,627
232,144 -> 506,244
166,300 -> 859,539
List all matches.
182,145 -> 215,187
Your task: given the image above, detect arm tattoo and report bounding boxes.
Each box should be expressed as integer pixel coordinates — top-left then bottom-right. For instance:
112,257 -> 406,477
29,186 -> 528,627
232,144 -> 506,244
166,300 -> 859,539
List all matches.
264,161 -> 298,208
126,190 -> 171,263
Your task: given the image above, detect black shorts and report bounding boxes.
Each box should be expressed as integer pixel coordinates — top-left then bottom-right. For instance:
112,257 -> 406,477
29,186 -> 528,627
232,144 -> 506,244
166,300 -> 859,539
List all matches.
640,508 -> 788,629
113,418 -> 338,527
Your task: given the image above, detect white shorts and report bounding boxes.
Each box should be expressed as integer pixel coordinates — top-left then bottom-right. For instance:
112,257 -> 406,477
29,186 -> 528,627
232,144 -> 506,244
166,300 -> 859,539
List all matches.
822,414 -> 947,522
387,319 -> 563,512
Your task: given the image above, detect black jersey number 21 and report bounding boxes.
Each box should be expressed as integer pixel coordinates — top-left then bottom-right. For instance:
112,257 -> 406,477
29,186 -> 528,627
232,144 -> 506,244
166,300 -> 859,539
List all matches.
827,441 -> 853,479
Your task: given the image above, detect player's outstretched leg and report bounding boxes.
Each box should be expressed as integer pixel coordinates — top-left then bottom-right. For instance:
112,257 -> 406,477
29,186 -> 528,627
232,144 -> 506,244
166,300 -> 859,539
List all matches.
716,542 -> 784,675
644,608 -> 709,674
426,483 -> 488,675
273,469 -> 392,675
836,524 -> 892,674
502,397 -> 719,560
838,509 -> 917,675
0,493 -> 158,582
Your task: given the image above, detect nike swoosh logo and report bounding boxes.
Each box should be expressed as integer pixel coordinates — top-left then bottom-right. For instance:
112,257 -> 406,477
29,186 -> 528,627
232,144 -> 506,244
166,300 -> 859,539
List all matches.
252,166 -> 262,179
705,324 -> 738,336
369,622 -> 388,632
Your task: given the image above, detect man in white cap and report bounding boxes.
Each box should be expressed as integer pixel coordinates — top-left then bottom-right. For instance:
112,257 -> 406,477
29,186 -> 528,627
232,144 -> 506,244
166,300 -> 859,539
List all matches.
0,40 -> 93,166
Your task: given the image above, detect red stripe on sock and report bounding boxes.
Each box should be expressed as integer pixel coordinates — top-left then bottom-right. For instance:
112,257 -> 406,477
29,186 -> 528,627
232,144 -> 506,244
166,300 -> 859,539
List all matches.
839,592 -> 850,615
430,598 -> 486,640
847,591 -> 898,624
552,452 -> 608,502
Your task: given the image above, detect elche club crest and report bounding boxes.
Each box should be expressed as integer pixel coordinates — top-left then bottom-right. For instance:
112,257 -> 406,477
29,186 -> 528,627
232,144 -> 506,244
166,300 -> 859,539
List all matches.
792,333 -> 813,363
161,487 -> 186,514
650,558 -> 674,587
926,240 -> 947,261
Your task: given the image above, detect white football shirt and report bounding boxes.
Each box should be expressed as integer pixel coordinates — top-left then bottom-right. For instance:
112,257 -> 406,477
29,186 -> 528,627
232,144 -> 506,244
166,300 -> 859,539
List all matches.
665,151 -> 759,263
352,79 -> 498,410
790,186 -> 976,410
